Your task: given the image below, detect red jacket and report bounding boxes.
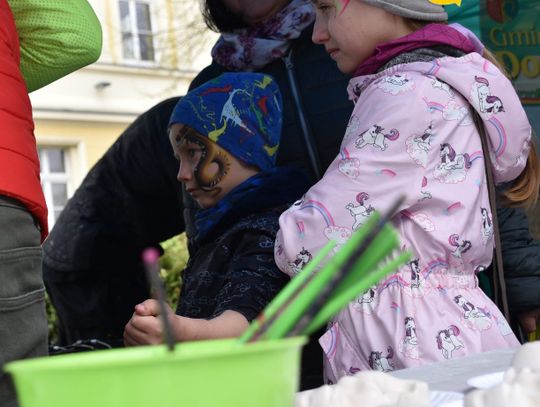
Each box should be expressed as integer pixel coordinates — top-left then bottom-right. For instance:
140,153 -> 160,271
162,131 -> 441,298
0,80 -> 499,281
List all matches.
0,0 -> 48,240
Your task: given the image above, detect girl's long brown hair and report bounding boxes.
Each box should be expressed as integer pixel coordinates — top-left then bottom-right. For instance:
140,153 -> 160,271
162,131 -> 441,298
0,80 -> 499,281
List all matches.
405,19 -> 540,208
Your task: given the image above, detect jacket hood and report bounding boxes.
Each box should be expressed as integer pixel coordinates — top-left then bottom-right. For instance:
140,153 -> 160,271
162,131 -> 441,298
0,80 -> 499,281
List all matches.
355,23 -> 478,76
349,52 -> 531,184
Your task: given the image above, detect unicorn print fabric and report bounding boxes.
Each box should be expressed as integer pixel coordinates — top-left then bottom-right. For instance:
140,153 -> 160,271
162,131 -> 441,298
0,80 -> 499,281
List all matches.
275,28 -> 529,381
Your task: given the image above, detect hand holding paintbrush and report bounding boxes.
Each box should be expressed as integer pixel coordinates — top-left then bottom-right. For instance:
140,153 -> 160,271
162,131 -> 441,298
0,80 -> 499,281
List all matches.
123,248 -> 176,351
124,247 -> 252,346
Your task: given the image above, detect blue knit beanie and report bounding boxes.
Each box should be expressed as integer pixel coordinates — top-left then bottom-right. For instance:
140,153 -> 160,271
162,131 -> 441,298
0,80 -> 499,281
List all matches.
169,72 -> 282,171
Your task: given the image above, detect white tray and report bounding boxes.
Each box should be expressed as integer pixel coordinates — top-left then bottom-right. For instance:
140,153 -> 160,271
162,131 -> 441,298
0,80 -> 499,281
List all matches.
466,371 -> 505,389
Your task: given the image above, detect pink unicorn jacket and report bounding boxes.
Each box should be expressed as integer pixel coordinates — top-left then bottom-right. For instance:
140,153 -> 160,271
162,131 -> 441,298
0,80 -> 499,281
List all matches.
275,46 -> 529,380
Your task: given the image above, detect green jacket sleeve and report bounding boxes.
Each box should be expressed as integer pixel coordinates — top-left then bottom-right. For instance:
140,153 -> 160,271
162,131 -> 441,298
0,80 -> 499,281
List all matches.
8,0 -> 103,92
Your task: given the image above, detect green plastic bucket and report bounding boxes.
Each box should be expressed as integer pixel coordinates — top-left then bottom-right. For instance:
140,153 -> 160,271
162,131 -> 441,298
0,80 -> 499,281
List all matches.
5,337 -> 306,407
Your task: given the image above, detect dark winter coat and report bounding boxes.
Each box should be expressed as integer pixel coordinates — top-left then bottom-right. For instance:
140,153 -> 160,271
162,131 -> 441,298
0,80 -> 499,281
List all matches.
176,168 -> 309,322
499,206 -> 540,314
178,210 -> 289,322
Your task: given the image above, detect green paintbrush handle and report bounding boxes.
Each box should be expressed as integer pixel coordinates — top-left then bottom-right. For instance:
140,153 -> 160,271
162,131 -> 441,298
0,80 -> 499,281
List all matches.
302,251 -> 412,336
285,223 -> 401,338
332,224 -> 399,299
238,239 -> 336,343
262,215 -> 395,341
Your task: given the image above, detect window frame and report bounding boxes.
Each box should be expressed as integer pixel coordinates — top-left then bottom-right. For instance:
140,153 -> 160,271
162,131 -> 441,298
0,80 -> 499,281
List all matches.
119,0 -> 157,66
38,146 -> 74,228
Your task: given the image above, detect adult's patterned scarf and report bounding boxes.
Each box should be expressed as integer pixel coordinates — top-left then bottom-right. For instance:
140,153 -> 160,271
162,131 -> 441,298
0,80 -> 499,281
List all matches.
211,0 -> 315,71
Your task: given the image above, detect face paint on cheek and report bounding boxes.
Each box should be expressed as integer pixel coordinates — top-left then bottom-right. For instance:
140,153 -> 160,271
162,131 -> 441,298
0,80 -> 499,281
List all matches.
200,152 -> 231,197
335,0 -> 350,16
198,156 -> 231,196
190,136 -> 232,194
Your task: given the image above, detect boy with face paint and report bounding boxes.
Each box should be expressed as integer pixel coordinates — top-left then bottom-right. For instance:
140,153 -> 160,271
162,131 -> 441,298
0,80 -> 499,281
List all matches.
123,72 -> 310,345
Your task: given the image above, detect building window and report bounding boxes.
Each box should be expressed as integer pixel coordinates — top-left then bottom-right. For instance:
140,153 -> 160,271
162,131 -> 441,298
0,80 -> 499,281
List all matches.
39,147 -> 70,228
119,0 -> 155,62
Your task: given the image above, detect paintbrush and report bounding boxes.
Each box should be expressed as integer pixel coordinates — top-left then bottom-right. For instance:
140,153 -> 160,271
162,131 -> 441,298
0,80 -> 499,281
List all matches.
284,196 -> 406,338
259,212 -> 384,341
301,251 -> 411,336
142,247 -> 176,352
249,212 -> 385,342
240,195 -> 407,343
239,239 -> 337,343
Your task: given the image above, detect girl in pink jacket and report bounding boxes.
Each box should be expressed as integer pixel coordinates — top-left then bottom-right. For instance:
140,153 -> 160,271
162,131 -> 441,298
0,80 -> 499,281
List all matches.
275,0 -> 540,383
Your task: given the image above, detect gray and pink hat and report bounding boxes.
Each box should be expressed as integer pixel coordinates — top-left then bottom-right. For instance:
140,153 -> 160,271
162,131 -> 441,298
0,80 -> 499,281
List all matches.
361,0 -> 448,21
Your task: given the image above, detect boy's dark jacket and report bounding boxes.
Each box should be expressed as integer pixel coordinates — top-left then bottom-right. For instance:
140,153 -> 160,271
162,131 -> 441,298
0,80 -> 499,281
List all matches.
177,167 -> 309,322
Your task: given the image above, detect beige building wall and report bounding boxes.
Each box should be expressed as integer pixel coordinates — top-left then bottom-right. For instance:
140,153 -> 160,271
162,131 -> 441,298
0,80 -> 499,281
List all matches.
30,0 -> 217,228
35,119 -> 128,183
